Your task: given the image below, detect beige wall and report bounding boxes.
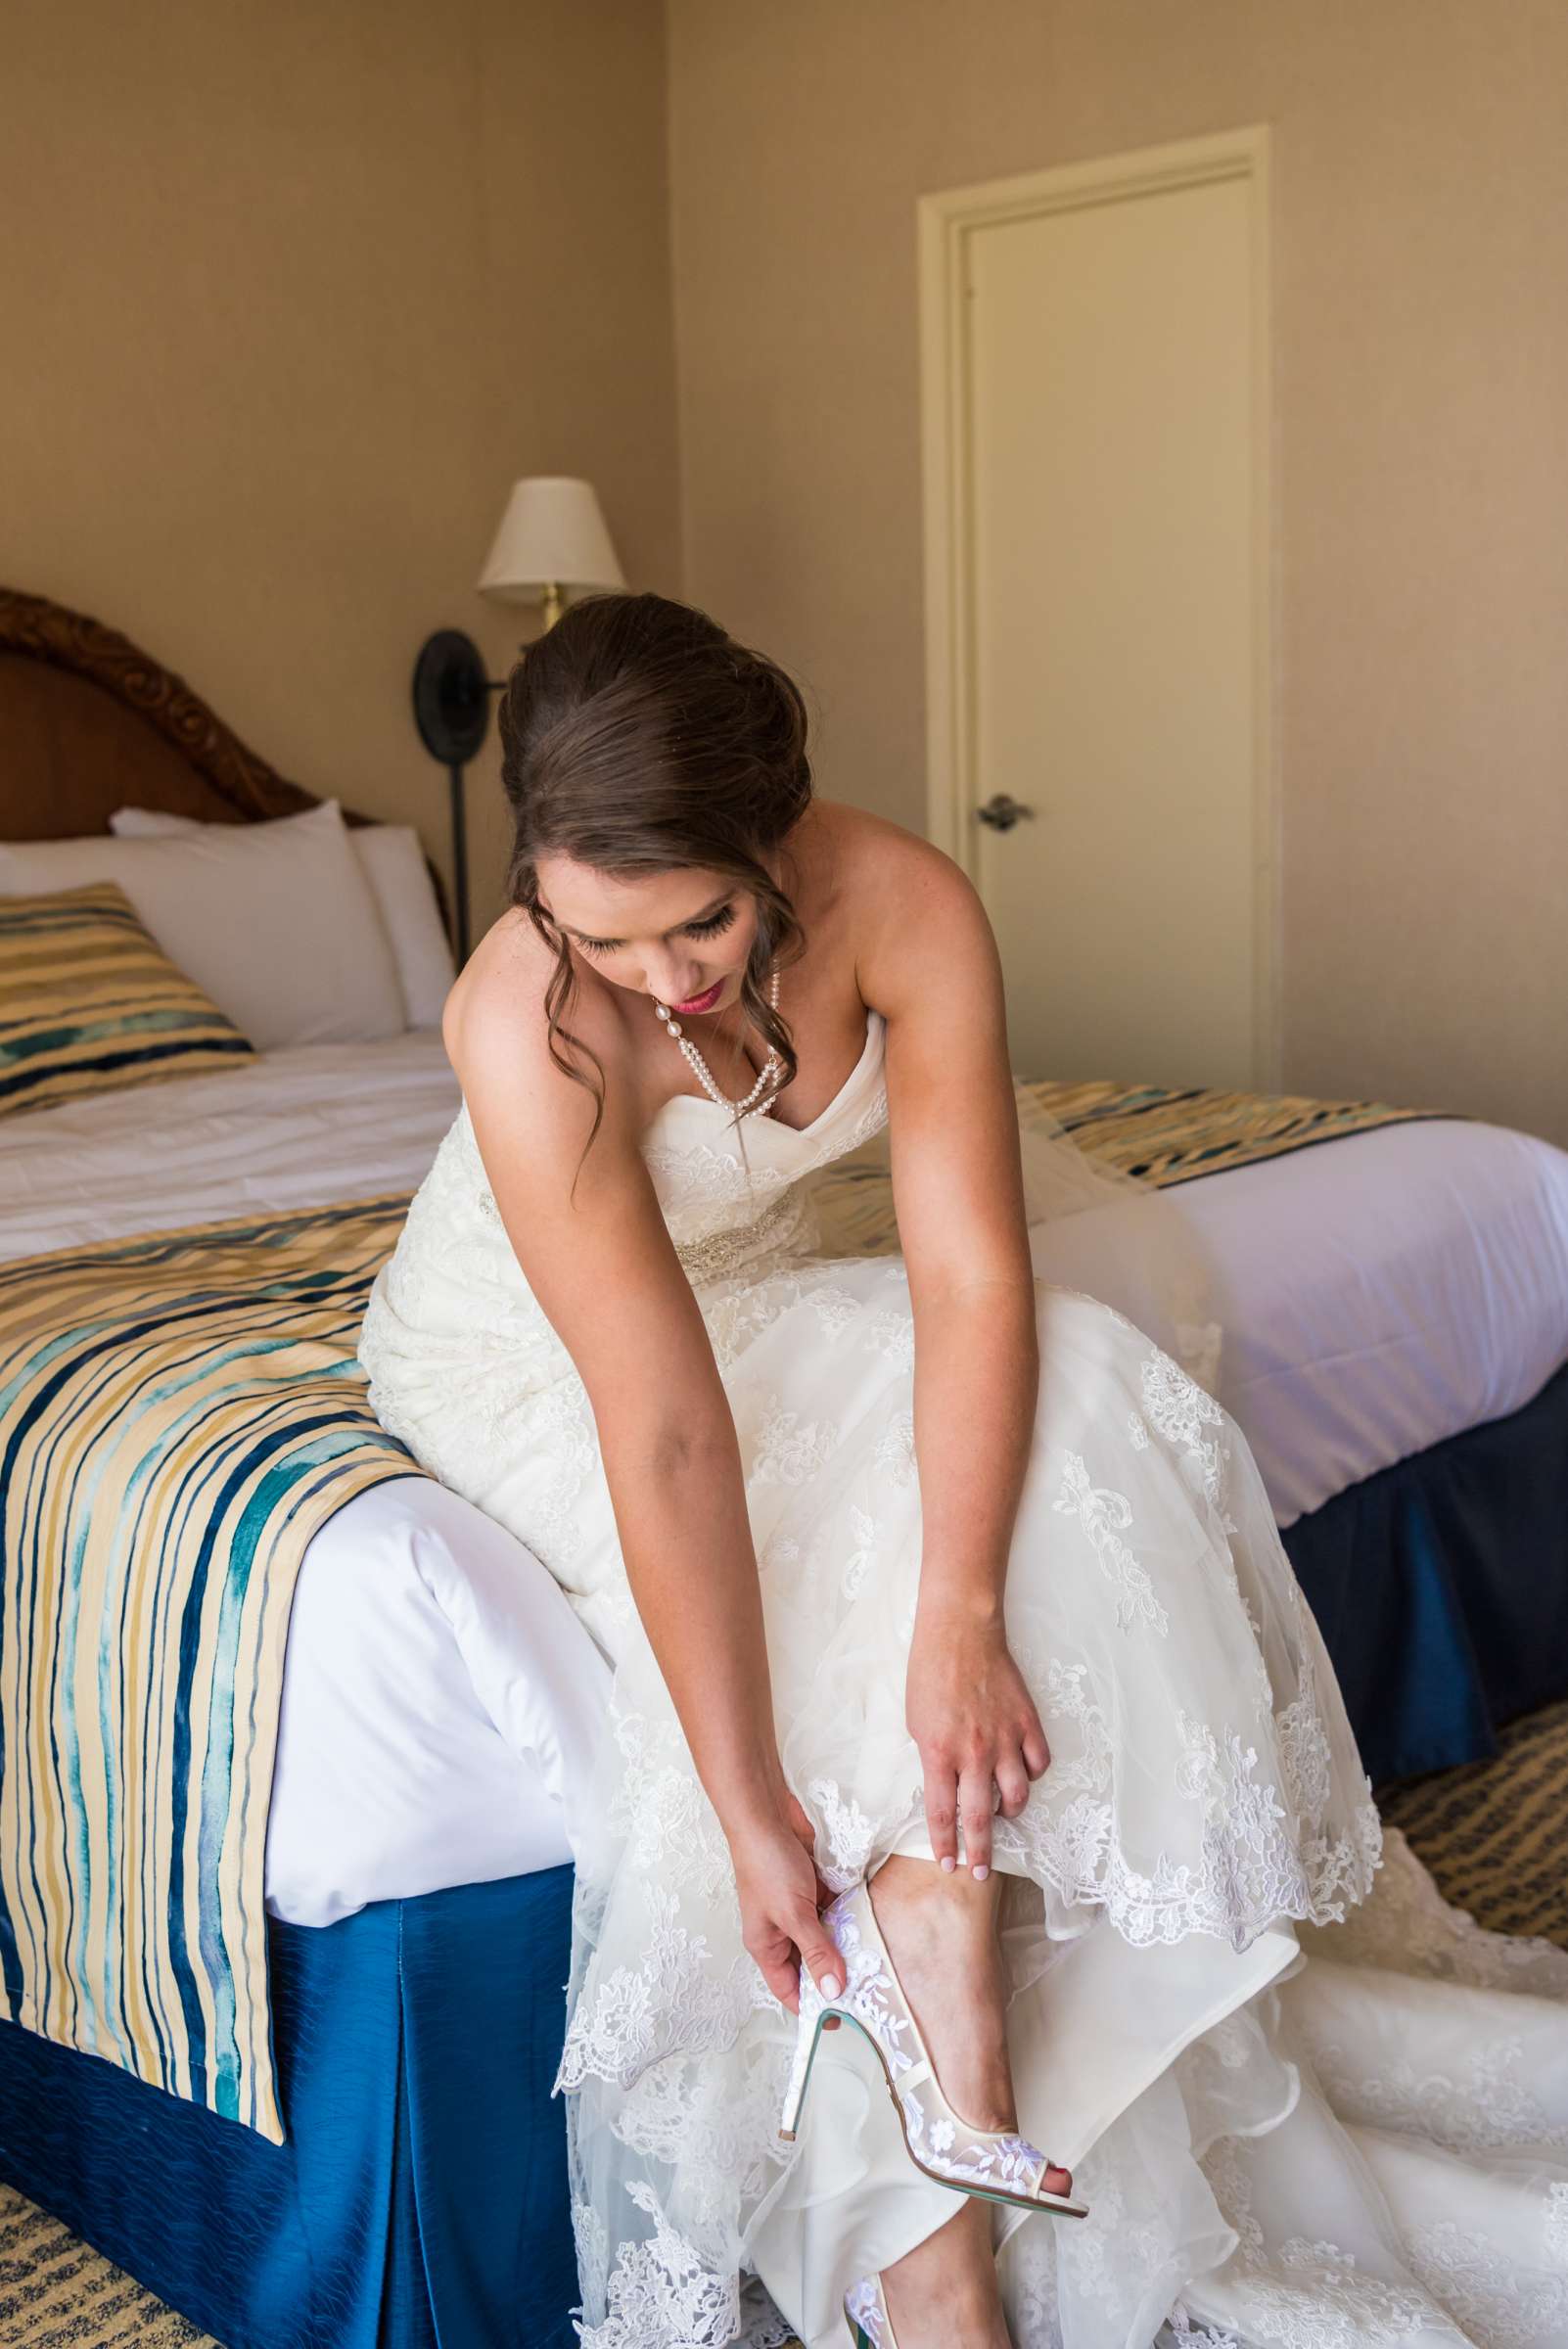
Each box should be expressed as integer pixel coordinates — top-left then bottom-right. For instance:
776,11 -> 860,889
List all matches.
666,0 -> 1568,1144
2,0 -> 680,936
7,3 -> 1564,1140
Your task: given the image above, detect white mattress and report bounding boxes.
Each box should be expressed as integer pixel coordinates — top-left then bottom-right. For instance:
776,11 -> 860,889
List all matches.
3,1034 -> 1565,1924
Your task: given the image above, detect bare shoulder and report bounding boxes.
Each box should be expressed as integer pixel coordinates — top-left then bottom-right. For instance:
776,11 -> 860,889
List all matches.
442,909 -> 639,1159
815,802 -> 998,1012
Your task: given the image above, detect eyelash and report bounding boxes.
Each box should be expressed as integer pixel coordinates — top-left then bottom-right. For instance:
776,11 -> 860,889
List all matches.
576,903 -> 737,957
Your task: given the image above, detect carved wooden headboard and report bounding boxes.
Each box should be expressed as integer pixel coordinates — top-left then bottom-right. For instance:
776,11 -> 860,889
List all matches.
0,587 -> 448,930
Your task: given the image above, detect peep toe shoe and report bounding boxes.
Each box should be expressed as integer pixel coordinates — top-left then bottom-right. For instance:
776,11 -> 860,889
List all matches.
777,1876 -> 1089,2220
843,2272 -> 899,2346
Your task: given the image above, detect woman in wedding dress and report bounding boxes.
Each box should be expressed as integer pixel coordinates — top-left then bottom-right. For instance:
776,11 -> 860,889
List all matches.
359,592 -> 1568,2349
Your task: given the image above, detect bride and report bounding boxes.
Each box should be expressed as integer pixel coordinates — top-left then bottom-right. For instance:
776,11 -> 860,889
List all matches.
359,592 -> 1568,2349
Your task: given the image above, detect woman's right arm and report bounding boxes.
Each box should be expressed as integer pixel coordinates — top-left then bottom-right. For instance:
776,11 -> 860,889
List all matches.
449,972 -> 843,2010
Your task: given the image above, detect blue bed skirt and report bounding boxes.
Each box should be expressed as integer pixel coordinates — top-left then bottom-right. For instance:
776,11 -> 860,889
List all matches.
3,1364 -> 1566,2347
1280,1356 -> 1568,1786
0,1865 -> 579,2349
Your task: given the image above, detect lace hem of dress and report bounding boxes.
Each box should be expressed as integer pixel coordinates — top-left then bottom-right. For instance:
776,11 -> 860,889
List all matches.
558,1645 -> 1385,2107
554,1789 -> 1384,2129
569,2185 -> 800,2349
988,1755 -> 1384,1958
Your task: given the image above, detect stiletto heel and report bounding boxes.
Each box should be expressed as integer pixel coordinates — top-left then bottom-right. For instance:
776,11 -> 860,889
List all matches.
844,2272 -> 899,2345
776,1999 -> 832,2142
777,1878 -> 1089,2220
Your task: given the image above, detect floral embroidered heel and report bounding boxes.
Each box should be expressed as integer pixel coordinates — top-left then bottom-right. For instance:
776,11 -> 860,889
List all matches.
843,2272 -> 899,2346
777,1876 -> 1088,2220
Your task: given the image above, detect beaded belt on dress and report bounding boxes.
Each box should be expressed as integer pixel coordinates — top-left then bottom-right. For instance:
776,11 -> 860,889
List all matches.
673,1185 -> 817,1286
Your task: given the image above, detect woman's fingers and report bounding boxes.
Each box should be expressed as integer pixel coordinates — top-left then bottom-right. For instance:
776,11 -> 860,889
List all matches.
922,1761 -> 960,1871
747,1916 -> 805,2013
993,1755 -> 1032,1818
1021,1717 -> 1051,1778
791,1902 -> 844,2004
747,1908 -> 841,2013
958,1761 -> 995,1878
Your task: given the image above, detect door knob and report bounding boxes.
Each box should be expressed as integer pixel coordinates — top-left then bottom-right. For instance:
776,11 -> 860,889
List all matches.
975,793 -> 1036,833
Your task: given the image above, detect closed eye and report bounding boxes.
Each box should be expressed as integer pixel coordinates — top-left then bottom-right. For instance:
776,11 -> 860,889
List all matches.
576,902 -> 737,957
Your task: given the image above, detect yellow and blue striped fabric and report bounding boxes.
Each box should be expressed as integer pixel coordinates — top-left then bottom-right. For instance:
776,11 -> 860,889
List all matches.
0,1196 -> 422,2142
1016,1075 -> 1449,1185
0,881 -> 253,1121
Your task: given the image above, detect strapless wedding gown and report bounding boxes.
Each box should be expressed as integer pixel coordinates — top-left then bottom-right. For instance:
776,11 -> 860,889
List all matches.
359,1009 -> 1568,2349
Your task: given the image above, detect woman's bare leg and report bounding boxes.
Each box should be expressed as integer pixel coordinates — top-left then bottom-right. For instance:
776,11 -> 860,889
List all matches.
876,2197 -> 1011,2348
867,1855 -> 1073,2349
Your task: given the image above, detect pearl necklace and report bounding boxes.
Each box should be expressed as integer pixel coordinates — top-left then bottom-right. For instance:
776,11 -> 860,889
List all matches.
653,961 -> 782,1118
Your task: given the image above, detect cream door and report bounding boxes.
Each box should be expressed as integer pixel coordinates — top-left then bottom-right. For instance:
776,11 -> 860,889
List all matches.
921,132 -> 1275,1089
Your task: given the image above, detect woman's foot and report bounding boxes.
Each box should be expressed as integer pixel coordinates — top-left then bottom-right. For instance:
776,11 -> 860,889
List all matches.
880,2195 -> 1014,2348
866,1855 -> 1074,2201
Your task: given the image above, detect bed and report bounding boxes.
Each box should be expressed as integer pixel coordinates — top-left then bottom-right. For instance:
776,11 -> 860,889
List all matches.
2,588 -> 1566,2349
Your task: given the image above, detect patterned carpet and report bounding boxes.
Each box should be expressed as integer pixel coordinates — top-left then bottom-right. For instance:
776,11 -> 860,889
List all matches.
4,1698 -> 1567,2348
0,2189 -> 213,2346
1378,1694 -> 1568,1948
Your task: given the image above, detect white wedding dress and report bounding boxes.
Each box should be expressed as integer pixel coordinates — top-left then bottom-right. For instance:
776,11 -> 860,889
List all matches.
359,1008 -> 1568,2349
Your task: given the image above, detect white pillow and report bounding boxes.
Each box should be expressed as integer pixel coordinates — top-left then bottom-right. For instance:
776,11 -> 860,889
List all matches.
111,807 -> 455,1031
0,803 -> 405,1051
347,825 -> 456,1029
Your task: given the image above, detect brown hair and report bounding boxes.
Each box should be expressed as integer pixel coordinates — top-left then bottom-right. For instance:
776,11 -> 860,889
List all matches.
498,590 -> 814,1194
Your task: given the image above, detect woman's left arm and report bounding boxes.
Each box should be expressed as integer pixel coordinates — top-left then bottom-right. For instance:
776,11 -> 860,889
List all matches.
855,824 -> 1053,1879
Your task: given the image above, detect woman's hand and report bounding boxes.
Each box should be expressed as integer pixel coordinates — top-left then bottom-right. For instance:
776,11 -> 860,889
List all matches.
905,1607 -> 1051,1878
728,1787 -> 844,2015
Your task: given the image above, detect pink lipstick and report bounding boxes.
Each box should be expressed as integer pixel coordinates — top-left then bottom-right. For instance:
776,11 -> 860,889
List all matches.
673,978 -> 723,1013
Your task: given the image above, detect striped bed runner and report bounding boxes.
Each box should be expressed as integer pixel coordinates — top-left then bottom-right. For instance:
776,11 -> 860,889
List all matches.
1021,1075 -> 1450,1186
0,1196 -> 420,2143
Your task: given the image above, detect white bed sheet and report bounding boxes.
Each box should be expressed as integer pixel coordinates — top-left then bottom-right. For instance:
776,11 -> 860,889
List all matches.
0,1032 -> 465,1253
3,1036 -> 1565,1923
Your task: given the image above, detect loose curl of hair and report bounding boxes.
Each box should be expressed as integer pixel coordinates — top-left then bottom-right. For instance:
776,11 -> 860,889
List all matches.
498,590 -> 815,1198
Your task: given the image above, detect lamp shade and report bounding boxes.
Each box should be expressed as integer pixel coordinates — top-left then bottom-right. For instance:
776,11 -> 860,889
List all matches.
477,477 -> 624,606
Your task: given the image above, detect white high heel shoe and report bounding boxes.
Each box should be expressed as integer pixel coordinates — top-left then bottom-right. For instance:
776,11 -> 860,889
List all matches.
778,1876 -> 1088,2220
844,2272 -> 899,2346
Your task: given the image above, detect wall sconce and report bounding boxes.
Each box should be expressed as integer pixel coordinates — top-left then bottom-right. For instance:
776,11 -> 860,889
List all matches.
411,477 -> 624,962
